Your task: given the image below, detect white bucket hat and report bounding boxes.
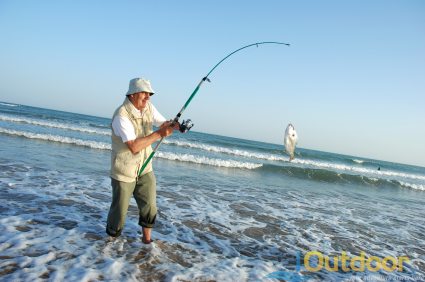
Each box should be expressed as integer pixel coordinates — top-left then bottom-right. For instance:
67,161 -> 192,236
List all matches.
126,77 -> 155,96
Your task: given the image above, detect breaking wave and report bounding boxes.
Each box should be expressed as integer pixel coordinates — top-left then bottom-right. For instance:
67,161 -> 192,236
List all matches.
292,158 -> 425,181
397,181 -> 425,191
156,151 -> 262,169
0,114 -> 110,135
260,164 -> 425,191
163,139 -> 287,161
0,128 -> 111,150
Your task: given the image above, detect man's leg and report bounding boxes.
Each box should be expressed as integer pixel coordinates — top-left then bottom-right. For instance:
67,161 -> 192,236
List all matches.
133,172 -> 157,243
106,178 -> 136,237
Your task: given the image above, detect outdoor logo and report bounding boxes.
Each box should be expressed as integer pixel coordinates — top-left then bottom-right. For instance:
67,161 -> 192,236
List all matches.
266,251 -> 413,281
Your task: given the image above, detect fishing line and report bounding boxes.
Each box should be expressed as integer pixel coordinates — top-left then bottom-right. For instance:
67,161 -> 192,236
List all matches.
138,41 -> 290,176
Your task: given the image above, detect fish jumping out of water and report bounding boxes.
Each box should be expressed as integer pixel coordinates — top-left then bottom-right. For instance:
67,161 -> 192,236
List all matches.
284,123 -> 298,161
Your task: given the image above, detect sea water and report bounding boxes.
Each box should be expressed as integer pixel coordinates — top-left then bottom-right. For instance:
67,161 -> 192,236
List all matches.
0,101 -> 424,281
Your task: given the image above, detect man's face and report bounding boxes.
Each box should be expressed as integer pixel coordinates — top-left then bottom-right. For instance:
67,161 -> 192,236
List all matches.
130,92 -> 151,110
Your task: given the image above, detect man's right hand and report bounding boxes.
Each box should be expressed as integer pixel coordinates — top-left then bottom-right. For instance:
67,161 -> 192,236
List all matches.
157,121 -> 174,138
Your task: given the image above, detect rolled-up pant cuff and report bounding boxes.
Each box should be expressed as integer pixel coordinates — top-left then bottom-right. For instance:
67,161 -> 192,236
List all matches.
106,226 -> 122,237
139,215 -> 156,228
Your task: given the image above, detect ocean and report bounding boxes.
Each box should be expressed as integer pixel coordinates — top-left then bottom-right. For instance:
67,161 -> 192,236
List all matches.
0,101 -> 424,281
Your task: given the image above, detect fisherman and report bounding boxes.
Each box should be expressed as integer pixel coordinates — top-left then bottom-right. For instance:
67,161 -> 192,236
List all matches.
106,77 -> 178,243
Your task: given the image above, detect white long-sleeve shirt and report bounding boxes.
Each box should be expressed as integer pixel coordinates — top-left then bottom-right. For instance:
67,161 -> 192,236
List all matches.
112,102 -> 167,143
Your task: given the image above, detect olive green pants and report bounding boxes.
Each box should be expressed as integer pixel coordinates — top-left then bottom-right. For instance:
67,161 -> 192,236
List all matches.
106,172 -> 157,237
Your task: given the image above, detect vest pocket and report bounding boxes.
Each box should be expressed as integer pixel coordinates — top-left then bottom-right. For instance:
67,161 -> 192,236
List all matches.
113,152 -> 140,178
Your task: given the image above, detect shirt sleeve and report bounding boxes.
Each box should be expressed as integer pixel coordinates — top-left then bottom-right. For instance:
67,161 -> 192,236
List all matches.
151,103 -> 167,127
111,115 -> 137,142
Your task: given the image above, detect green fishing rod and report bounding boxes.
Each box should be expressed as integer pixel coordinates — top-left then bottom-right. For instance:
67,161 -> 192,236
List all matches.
138,41 -> 290,176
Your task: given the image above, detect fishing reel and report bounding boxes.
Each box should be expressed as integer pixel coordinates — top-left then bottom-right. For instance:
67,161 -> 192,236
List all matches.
179,119 -> 194,133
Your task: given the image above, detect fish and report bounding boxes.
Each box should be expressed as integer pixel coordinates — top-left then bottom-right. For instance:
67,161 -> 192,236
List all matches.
284,123 -> 298,161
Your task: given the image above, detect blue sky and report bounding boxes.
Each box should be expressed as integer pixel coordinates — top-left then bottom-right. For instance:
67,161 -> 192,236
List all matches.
0,0 -> 424,167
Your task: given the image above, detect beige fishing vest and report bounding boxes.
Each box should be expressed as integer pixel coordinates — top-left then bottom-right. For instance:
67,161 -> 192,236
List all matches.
110,98 -> 154,182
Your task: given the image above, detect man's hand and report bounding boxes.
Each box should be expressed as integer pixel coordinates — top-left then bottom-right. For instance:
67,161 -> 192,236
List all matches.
160,120 -> 180,130
157,121 -> 175,138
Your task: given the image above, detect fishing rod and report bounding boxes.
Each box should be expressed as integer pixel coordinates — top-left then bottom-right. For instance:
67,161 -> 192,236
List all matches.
138,41 -> 290,176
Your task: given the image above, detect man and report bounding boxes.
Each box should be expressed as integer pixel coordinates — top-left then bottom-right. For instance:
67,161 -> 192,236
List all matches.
106,77 -> 177,244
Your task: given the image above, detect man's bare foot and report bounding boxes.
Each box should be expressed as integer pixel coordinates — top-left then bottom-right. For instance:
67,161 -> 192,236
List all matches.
142,238 -> 153,244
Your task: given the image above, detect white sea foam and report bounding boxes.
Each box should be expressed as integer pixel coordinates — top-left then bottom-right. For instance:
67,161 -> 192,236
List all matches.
352,159 -> 364,164
163,139 -> 286,161
0,114 -> 110,135
0,166 -> 283,281
0,127 -> 111,150
293,158 -> 425,181
397,181 -> 425,191
1,154 -> 424,281
156,151 -> 262,169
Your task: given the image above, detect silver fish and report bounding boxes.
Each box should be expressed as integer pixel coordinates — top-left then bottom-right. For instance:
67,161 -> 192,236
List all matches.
284,123 -> 298,161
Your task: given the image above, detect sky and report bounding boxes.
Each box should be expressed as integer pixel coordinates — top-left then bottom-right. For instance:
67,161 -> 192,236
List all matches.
0,0 -> 424,167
